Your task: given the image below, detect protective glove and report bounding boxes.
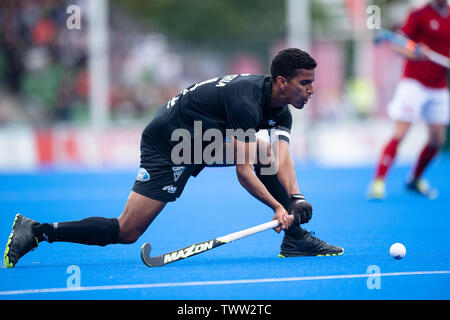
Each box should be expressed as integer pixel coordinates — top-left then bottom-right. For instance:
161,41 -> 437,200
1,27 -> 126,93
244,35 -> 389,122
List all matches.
288,193 -> 313,225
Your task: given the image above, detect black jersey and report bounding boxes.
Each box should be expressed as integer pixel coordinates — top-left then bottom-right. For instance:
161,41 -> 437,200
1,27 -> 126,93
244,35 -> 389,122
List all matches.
141,74 -> 292,165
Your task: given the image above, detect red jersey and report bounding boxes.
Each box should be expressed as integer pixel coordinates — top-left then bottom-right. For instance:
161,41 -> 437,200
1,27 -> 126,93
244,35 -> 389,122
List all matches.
400,3 -> 450,88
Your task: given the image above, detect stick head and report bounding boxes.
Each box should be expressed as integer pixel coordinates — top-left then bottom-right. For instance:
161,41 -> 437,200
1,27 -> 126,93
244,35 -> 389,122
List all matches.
141,243 -> 153,267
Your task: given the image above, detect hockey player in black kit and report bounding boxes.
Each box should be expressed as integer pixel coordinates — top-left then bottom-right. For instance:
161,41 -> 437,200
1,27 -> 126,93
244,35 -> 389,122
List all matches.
4,48 -> 343,268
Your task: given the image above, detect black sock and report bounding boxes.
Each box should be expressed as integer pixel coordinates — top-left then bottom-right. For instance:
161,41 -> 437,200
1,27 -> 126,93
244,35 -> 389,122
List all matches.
32,217 -> 119,246
33,223 -> 53,242
254,166 -> 304,238
254,166 -> 290,210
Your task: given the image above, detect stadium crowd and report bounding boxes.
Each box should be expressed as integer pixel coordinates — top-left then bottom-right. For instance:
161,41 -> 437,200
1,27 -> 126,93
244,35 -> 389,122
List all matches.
0,0 -> 224,125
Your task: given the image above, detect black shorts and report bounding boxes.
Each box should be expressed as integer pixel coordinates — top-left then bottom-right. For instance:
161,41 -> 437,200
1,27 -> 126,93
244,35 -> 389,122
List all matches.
132,133 -> 204,202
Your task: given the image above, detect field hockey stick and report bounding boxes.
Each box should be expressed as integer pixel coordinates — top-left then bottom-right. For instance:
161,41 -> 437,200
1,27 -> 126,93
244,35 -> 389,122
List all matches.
141,220 -> 279,267
374,29 -> 450,68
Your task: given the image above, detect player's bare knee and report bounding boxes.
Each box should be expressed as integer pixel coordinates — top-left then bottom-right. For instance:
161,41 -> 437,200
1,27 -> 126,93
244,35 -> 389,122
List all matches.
117,217 -> 144,244
117,226 -> 142,244
123,233 -> 140,244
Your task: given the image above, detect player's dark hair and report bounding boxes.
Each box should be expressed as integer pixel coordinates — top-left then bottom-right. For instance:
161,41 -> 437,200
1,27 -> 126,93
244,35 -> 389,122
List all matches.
270,48 -> 317,82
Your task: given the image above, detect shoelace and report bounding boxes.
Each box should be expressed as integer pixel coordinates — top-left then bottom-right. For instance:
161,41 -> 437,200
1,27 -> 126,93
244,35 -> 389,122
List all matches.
304,231 -> 328,245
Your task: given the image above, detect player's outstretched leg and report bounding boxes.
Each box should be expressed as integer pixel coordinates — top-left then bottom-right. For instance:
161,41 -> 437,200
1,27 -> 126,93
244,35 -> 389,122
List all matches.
4,214 -> 39,268
367,138 -> 400,200
368,122 -> 411,200
4,192 -> 165,268
406,136 -> 441,199
4,214 -> 120,268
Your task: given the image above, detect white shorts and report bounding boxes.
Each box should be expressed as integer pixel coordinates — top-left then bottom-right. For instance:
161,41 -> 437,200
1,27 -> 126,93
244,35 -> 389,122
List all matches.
387,78 -> 449,125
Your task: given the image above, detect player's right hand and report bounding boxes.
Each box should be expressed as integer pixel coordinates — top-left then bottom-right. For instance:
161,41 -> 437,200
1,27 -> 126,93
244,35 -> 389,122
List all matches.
288,193 -> 313,225
272,206 -> 293,233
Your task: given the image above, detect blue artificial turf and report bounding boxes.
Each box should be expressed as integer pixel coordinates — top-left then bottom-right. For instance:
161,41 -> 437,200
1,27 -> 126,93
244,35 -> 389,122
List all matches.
1,154 -> 449,300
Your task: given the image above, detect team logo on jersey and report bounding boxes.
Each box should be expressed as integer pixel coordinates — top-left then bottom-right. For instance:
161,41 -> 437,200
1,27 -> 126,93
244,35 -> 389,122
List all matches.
172,166 -> 186,182
136,168 -> 150,182
163,185 -> 177,194
261,119 -> 276,128
430,19 -> 439,31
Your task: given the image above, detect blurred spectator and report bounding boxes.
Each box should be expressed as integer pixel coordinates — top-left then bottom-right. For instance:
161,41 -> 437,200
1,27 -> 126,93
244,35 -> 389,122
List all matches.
0,0 -> 86,124
0,0 -> 221,125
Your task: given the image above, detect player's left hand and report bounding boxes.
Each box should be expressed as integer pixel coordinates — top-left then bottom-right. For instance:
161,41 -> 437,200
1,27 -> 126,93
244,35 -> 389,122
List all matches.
288,194 -> 313,225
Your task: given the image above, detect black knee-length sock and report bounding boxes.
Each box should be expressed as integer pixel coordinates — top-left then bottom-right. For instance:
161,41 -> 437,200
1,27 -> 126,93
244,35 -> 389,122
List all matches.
32,217 -> 119,246
254,166 -> 303,237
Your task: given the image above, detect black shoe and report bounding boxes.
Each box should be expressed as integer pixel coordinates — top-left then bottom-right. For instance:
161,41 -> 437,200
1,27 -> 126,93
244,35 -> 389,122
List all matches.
279,229 -> 343,257
4,214 -> 39,268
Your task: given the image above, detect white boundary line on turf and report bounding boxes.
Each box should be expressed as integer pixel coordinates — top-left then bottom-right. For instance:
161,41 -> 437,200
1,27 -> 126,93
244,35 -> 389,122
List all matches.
0,270 -> 449,296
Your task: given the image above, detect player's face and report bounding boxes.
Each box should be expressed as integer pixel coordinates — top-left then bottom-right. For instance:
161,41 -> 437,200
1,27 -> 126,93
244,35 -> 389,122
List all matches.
284,69 -> 315,109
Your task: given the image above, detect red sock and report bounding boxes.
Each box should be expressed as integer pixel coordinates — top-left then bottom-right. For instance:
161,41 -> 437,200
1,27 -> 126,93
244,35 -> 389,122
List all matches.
412,144 -> 439,180
375,138 -> 399,180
